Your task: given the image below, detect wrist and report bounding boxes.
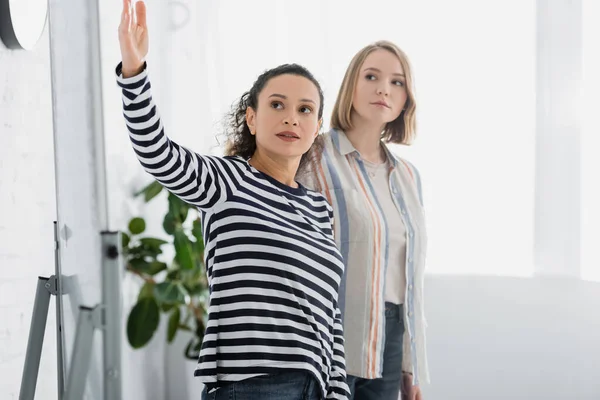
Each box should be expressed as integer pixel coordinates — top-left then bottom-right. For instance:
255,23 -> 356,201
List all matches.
121,62 -> 144,78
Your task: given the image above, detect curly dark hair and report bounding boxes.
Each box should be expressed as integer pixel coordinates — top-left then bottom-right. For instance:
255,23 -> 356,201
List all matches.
223,64 -> 325,174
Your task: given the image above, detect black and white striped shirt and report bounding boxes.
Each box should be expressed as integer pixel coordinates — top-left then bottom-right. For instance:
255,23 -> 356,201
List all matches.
116,63 -> 349,399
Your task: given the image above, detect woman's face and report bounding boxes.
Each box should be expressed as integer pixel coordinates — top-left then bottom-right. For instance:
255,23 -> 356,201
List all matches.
246,74 -> 321,160
352,49 -> 407,126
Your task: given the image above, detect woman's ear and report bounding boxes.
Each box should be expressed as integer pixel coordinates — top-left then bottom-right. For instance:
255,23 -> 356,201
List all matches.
315,118 -> 323,137
246,107 -> 256,135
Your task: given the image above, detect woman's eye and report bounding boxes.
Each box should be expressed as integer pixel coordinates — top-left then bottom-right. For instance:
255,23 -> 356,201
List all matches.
271,101 -> 283,109
300,106 -> 312,114
393,80 -> 405,87
366,74 -> 376,81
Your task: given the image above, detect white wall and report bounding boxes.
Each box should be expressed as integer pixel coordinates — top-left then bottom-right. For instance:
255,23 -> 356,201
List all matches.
423,276 -> 600,399
0,29 -> 58,399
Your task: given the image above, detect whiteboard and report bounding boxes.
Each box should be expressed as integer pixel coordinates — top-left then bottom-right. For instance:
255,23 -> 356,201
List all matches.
49,0 -> 108,398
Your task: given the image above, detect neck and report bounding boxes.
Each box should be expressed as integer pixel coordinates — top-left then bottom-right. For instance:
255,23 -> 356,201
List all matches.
344,112 -> 386,163
248,148 -> 300,188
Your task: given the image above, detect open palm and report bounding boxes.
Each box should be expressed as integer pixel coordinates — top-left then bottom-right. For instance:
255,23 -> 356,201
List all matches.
118,0 -> 149,77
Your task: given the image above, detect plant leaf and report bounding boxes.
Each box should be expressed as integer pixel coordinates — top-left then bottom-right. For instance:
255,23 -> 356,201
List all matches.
129,257 -> 149,269
195,316 -> 206,337
192,219 -> 205,255
168,194 -> 188,224
135,180 -> 157,197
174,227 -> 194,270
184,338 -> 197,359
185,284 -> 205,297
138,282 -> 155,300
127,297 -> 160,349
144,181 -> 164,202
154,281 -> 186,305
128,245 -> 161,259
184,336 -> 204,360
135,180 -> 163,202
129,258 -> 154,274
167,307 -> 181,343
163,213 -> 176,235
128,217 -> 146,235
146,261 -> 168,276
166,269 -> 180,281
179,202 -> 190,223
140,237 -> 168,249
121,232 -> 131,248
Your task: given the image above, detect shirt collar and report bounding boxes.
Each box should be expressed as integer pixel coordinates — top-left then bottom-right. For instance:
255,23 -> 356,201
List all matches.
331,128 -> 399,168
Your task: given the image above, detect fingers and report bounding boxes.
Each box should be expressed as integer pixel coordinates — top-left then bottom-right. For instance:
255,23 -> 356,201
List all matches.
120,0 -> 131,32
136,1 -> 147,30
122,0 -> 131,20
411,388 -> 418,400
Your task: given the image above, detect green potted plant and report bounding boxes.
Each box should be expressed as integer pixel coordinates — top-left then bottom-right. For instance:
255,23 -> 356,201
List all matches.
122,180 -> 209,359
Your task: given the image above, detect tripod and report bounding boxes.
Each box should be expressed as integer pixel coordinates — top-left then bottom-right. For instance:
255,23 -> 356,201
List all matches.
19,223 -> 123,400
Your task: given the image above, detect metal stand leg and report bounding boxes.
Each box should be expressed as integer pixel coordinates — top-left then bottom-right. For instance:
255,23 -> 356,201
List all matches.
18,231 -> 124,400
19,277 -> 56,400
54,221 -> 66,398
64,306 -> 103,400
101,231 -> 123,400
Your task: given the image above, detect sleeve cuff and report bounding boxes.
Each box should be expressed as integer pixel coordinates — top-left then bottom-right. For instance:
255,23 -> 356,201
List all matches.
115,61 -> 148,84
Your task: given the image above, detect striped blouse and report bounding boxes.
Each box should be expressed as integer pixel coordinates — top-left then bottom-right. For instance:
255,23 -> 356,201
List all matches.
299,129 -> 430,386
116,63 -> 350,399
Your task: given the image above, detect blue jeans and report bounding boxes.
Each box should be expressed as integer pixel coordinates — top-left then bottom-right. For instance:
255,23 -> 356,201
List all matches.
201,370 -> 321,400
347,303 -> 405,400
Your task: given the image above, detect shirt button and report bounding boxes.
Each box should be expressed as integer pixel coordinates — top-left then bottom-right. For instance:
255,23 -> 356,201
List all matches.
401,209 -> 406,214
409,232 -> 414,238
408,258 -> 413,263
408,284 -> 413,290
411,337 -> 415,343
408,311 -> 412,317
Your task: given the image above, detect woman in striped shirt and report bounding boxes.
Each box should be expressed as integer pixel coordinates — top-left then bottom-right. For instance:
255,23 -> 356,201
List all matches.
299,41 -> 429,400
117,1 -> 349,399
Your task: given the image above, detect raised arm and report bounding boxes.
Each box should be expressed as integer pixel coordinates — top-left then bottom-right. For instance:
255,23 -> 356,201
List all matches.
117,0 -> 229,209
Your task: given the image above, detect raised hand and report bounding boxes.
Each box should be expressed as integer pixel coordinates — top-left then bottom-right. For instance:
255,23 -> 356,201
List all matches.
118,0 -> 149,78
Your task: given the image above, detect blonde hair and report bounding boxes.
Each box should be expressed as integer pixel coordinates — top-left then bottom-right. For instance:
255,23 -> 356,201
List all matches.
331,40 -> 417,145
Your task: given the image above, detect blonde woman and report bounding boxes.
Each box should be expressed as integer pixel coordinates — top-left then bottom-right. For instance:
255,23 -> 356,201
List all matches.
299,41 -> 428,400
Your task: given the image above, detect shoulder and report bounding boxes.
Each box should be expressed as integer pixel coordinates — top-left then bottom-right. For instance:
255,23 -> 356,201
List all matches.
393,156 -> 424,205
323,128 -> 343,148
321,129 -> 335,141
303,186 -> 331,205
394,156 -> 422,183
303,186 -> 333,210
208,155 -> 249,169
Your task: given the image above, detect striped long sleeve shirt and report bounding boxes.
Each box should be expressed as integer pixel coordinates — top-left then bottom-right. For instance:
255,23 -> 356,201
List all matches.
116,63 -> 350,399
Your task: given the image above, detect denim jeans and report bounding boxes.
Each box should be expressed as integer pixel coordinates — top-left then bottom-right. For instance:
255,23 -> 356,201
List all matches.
201,370 -> 321,400
347,303 -> 405,400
